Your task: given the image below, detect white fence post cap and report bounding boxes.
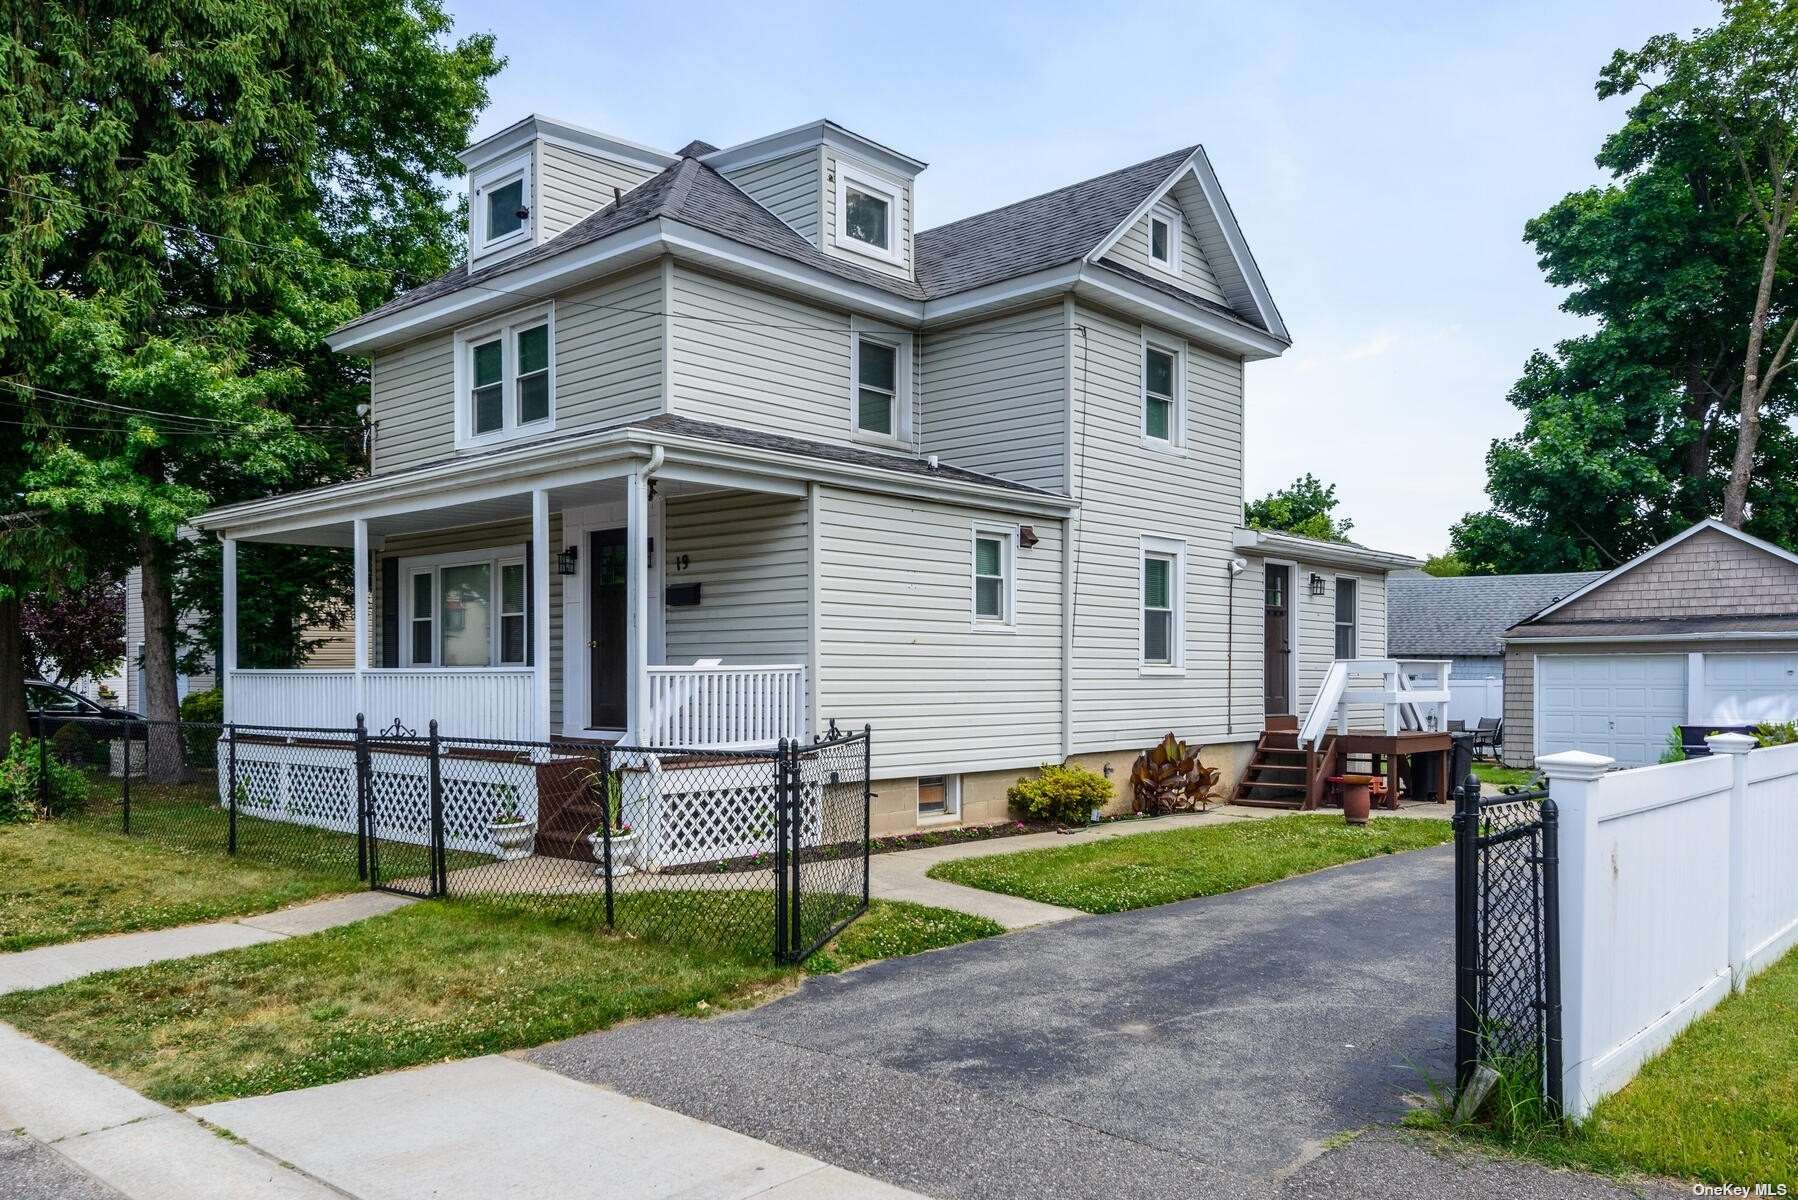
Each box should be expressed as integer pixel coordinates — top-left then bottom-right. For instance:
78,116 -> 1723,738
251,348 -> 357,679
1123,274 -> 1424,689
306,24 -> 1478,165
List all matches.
1705,732 -> 1757,756
1536,750 -> 1615,781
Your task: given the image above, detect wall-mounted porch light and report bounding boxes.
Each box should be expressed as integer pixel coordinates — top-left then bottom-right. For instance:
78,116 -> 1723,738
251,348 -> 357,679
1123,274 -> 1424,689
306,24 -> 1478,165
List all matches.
557,545 -> 579,576
1308,572 -> 1326,597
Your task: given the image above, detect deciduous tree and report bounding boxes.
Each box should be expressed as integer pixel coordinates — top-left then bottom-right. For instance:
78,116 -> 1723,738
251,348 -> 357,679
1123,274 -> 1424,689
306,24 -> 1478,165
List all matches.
1245,474 -> 1356,543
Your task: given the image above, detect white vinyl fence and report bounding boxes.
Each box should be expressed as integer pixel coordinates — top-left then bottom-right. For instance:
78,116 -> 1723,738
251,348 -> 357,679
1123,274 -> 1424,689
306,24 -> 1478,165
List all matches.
1541,735 -> 1798,1119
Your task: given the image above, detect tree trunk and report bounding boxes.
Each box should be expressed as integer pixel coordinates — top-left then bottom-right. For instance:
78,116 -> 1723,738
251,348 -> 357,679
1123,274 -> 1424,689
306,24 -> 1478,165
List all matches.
138,530 -> 185,781
0,582 -> 28,752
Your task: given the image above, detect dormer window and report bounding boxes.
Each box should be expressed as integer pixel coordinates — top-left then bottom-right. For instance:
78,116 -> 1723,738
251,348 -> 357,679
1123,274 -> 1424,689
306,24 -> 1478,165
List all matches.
456,304 -> 555,448
470,150 -> 533,260
1148,204 -> 1181,273
835,162 -> 904,265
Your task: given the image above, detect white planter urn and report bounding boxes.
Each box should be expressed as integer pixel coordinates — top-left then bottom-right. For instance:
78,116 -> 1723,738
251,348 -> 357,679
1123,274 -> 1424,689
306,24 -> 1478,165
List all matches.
490,820 -> 537,861
587,829 -> 640,877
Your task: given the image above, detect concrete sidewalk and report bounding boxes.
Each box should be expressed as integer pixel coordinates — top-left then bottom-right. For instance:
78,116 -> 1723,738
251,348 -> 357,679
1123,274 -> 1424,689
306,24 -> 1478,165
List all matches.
868,802 -> 1450,927
0,891 -> 414,995
194,1054 -> 926,1200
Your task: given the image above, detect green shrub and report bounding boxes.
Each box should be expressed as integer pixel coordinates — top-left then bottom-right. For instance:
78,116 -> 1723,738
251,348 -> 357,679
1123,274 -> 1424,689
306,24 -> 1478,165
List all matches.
1754,720 -> 1798,748
0,733 -> 90,820
1659,727 -> 1687,764
50,721 -> 104,767
1008,763 -> 1113,826
180,688 -> 224,763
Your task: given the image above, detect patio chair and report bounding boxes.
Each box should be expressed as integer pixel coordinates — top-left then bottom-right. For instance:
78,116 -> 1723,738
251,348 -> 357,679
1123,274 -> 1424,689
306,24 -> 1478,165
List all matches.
1472,717 -> 1501,759
1447,719 -> 1466,733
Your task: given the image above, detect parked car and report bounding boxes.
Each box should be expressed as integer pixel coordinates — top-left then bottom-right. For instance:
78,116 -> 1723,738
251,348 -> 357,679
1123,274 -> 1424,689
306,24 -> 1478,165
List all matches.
25,679 -> 143,740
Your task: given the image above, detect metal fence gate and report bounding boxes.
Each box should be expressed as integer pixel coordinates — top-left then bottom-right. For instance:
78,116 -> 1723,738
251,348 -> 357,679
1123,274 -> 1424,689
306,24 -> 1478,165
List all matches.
1452,777 -> 1563,1115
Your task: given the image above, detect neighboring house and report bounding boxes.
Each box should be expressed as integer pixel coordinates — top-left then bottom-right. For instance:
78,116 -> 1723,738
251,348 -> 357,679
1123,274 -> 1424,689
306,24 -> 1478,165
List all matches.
121,564 -> 351,714
1387,570 -> 1603,727
1502,519 -> 1798,768
194,113 -> 1417,835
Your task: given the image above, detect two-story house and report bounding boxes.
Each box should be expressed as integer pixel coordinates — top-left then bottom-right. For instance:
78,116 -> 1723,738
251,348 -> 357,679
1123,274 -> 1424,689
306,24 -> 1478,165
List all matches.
195,114 -> 1418,835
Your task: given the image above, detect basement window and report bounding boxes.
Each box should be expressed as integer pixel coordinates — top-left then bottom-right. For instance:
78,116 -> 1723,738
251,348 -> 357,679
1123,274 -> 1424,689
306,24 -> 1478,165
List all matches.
918,775 -> 960,820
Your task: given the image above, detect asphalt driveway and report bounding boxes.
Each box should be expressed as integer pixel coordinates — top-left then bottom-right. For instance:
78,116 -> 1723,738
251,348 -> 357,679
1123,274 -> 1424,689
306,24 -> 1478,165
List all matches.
534,844 -> 1679,1199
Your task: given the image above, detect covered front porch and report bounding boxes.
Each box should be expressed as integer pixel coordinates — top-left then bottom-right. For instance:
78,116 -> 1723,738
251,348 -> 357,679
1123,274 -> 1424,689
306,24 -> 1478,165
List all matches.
213,447 -> 809,750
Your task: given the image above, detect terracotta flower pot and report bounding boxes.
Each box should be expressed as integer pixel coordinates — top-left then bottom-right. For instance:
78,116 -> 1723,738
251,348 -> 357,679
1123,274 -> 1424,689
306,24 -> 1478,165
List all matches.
1337,775 -> 1375,826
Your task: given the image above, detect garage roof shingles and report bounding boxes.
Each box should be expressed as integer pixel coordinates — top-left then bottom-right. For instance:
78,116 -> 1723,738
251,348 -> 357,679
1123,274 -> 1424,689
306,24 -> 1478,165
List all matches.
1388,572 -> 1605,657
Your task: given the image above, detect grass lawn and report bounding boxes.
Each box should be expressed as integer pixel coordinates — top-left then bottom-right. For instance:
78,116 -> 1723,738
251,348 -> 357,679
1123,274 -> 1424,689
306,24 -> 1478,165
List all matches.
1422,945 -> 1798,1186
0,818 -> 358,954
926,814 -> 1453,914
0,896 -> 1000,1107
1471,763 -> 1540,790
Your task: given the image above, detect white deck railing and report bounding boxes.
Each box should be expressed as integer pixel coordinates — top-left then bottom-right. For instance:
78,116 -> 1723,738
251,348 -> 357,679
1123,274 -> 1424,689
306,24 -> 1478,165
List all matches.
642,663 -> 806,749
227,668 -> 536,741
1298,658 -> 1453,746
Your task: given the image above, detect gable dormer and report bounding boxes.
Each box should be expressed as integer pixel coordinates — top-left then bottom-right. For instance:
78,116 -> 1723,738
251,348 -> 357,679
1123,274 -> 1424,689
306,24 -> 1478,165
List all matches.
460,115 -> 677,268
702,120 -> 925,282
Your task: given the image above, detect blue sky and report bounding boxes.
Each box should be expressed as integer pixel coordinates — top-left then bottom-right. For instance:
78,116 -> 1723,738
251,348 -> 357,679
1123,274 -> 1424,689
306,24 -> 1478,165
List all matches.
442,0 -> 1718,558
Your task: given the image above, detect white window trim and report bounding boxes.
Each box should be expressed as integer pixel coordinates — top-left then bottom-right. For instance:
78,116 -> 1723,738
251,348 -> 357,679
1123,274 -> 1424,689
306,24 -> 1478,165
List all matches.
848,322 -> 913,446
396,546 -> 528,669
1334,575 -> 1360,660
469,148 -> 535,263
1147,202 -> 1182,275
834,159 -> 906,266
971,522 -> 1017,631
1139,534 -> 1187,674
1140,328 -> 1185,452
453,302 -> 556,450
917,774 -> 962,824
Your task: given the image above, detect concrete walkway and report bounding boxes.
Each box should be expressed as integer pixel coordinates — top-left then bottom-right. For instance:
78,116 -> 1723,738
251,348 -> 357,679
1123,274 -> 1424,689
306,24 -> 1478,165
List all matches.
0,891 -> 414,995
869,802 -> 1452,927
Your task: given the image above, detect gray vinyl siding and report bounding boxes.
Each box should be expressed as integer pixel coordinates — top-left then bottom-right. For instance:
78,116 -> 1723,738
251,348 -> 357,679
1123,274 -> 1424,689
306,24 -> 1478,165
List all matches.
724,149 -> 822,244
1179,173 -> 1260,320
814,487 -> 1064,778
369,267 -> 664,475
1291,569 -> 1389,725
371,517 -> 565,730
1108,188 -> 1227,306
666,264 -> 861,444
537,142 -> 656,240
1067,301 -> 1259,751
820,150 -> 913,281
663,492 -> 809,665
919,305 -> 1066,491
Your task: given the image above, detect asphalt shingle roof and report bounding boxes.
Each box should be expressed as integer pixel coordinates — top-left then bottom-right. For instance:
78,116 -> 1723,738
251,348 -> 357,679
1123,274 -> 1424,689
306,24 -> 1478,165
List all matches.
913,146 -> 1197,299
337,142 -> 1274,338
1387,572 -> 1606,657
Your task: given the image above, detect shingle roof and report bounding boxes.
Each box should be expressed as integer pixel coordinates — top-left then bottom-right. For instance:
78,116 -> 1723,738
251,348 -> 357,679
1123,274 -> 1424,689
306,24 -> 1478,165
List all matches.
335,141 -> 1271,339
675,139 -> 719,157
912,146 -> 1196,299
1388,572 -> 1607,657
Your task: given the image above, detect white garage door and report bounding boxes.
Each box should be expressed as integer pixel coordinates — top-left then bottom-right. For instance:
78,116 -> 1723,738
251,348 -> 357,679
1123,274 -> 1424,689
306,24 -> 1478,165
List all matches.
1537,655 -> 1687,767
1701,652 -> 1798,725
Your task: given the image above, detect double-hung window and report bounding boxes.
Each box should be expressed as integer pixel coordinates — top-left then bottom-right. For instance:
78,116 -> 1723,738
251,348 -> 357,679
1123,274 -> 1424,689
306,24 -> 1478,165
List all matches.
1334,577 -> 1359,659
403,551 -> 529,667
1147,204 -> 1181,273
458,306 -> 555,447
972,527 -> 1013,626
1140,535 -> 1185,670
1143,336 -> 1181,446
856,338 -> 898,437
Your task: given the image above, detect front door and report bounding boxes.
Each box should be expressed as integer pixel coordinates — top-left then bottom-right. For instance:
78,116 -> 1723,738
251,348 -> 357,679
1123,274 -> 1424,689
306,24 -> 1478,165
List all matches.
588,528 -> 628,730
1264,565 -> 1292,715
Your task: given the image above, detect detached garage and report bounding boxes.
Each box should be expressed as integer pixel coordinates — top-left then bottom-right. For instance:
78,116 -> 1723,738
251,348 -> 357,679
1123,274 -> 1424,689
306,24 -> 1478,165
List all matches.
1502,520 -> 1798,768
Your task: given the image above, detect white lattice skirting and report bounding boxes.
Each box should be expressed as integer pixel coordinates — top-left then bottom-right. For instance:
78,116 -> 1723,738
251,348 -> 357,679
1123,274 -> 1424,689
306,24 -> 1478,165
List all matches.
218,739 -> 822,866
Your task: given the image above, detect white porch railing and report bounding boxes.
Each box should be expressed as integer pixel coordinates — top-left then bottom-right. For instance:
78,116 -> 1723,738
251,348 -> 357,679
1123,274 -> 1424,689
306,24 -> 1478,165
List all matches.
227,668 -> 536,741
1298,658 -> 1453,746
643,663 -> 806,749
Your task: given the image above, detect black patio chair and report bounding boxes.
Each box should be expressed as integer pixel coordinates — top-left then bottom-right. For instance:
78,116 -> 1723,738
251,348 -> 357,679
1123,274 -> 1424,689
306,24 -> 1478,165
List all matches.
1472,717 -> 1501,759
1447,719 -> 1466,733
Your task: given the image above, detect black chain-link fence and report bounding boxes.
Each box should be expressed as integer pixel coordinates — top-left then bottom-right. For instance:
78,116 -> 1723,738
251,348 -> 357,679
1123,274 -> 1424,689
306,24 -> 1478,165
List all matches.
1453,776 -> 1563,1115
36,717 -> 871,965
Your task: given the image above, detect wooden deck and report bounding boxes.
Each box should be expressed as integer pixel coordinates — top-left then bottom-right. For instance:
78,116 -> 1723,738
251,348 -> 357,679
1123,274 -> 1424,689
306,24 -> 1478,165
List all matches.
1233,721 -> 1454,811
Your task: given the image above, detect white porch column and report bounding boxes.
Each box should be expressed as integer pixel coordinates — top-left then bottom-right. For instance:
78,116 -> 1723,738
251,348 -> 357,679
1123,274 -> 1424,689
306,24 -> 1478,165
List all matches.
353,518 -> 369,723
531,489 -> 552,743
221,535 -> 237,723
626,469 -> 651,746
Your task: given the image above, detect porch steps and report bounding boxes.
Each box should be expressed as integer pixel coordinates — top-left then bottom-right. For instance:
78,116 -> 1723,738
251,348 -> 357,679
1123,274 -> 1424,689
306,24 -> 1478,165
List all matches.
532,759 -> 604,863
1229,718 -> 1314,810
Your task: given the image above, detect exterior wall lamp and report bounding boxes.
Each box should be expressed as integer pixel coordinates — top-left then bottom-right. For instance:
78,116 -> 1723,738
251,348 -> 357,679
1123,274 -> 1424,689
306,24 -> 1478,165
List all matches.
1308,573 -> 1326,597
556,546 -> 579,576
